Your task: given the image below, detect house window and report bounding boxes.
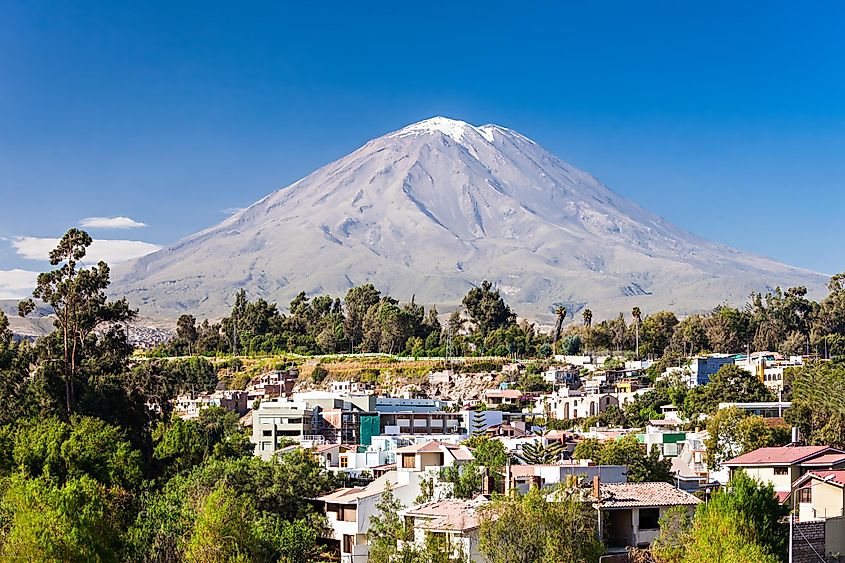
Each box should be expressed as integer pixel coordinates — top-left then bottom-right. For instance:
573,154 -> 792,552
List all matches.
774,467 -> 788,476
340,456 -> 349,468
798,487 -> 812,504
338,505 -> 357,522
402,455 -> 416,469
342,534 -> 354,553
639,508 -> 660,530
262,430 -> 272,436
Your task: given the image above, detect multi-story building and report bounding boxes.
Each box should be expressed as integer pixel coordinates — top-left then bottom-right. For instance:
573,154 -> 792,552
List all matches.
379,411 -> 464,436
666,355 -> 735,387
723,445 -> 845,499
251,399 -> 317,460
316,441 -> 474,562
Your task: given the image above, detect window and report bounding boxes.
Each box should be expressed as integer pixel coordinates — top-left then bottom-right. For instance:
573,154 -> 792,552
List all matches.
798,487 -> 812,504
402,454 -> 417,469
342,534 -> 354,553
262,430 -> 272,436
774,467 -> 788,476
338,505 -> 357,522
340,456 -> 349,468
639,508 -> 660,530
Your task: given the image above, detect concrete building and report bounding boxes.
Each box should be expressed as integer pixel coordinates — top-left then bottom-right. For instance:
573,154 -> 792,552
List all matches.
507,461 -> 628,494
251,399 -> 318,460
791,471 -> 845,560
537,388 -> 648,420
666,355 -> 735,387
316,442 -> 474,562
735,353 -> 804,393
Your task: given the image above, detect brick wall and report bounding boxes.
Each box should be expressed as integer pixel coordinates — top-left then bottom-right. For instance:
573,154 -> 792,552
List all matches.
793,520 -> 825,563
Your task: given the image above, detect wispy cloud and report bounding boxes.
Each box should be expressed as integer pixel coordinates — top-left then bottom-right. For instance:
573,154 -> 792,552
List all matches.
80,216 -> 147,229
0,269 -> 38,299
12,237 -> 161,264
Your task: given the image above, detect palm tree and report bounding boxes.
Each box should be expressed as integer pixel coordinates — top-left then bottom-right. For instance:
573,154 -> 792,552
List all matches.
552,306 -> 567,355
519,441 -> 566,465
582,308 -> 592,328
632,306 -> 642,358
582,308 -> 593,355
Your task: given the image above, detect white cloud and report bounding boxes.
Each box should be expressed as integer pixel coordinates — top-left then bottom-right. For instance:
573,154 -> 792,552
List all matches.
0,269 -> 38,299
80,216 -> 147,229
12,237 -> 161,264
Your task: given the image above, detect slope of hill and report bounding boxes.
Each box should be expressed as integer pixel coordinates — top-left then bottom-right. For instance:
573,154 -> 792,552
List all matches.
112,117 -> 827,321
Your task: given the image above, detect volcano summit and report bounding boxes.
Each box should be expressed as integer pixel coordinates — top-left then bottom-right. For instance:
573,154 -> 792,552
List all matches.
113,117 -> 826,320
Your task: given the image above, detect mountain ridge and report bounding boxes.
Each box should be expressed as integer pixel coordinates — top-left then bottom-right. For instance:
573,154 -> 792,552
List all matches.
112,117 -> 827,321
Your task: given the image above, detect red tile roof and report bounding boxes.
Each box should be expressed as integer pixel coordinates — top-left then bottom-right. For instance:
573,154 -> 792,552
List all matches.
724,446 -> 836,467
800,453 -> 845,467
597,482 -> 701,509
796,470 -> 845,489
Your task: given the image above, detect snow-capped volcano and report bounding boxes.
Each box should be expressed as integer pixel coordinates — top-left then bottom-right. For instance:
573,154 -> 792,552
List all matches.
112,117 -> 827,320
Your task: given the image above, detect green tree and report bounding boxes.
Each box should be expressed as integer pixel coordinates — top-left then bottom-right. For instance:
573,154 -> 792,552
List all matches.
18,228 -> 135,414
462,281 -> 516,335
367,481 -> 406,563
466,435 -> 507,468
344,284 -> 382,350
683,364 -> 773,418
652,471 -> 786,563
175,314 -> 199,355
0,474 -> 128,562
478,486 -> 604,563
574,436 -> 672,483
641,311 -> 679,357
704,407 -> 789,469
552,306 -> 567,355
153,407 -> 252,477
519,441 -> 565,464
184,484 -> 262,563
632,306 -> 642,358
787,360 -> 845,447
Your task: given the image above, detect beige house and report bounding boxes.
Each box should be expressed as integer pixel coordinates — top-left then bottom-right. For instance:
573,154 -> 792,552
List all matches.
395,441 -> 474,471
316,441 -> 474,562
792,471 -> 845,559
595,482 -> 701,550
724,445 -> 845,500
402,497 -> 488,562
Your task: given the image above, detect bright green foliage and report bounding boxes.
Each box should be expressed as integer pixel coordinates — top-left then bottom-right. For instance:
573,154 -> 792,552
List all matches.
128,452 -> 334,562
649,471 -> 786,563
153,406 -> 252,477
683,364 -> 773,418
787,359 -> 845,448
705,407 -> 789,469
478,487 -> 604,563
0,474 -> 128,562
466,435 -> 508,468
2,416 -> 142,489
573,435 -> 672,483
184,484 -> 263,563
440,462 -> 483,499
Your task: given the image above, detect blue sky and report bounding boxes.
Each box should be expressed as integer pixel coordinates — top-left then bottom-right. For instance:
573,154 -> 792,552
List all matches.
1,1 -> 843,296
